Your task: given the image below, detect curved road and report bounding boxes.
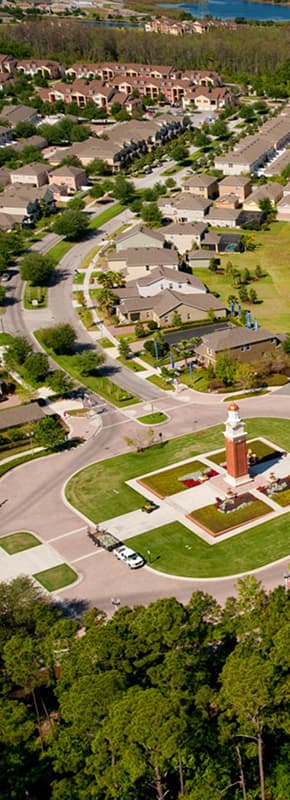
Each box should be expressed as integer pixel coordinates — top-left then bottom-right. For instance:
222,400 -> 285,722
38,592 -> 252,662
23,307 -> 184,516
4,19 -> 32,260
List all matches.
2,212 -> 290,612
1,391 -> 290,614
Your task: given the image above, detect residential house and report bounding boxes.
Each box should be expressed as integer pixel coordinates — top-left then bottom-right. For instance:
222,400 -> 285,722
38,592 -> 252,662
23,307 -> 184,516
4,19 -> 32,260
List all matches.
0,125 -> 13,146
0,54 -> 17,74
215,194 -> 240,210
206,207 -> 242,228
0,72 -> 14,91
160,221 -> 207,253
183,86 -> 234,112
182,173 -> 218,199
10,162 -> 50,188
116,286 -> 227,326
196,326 -> 281,366
134,267 -> 207,297
158,193 -> 212,223
243,182 -> 283,211
0,184 -> 55,225
201,231 -> 243,253
215,135 -> 276,176
218,176 -> 252,203
16,59 -> 62,79
0,104 -> 39,127
276,196 -> 290,222
44,80 -> 116,111
115,224 -> 165,252
107,246 -> 179,280
187,251 -> 213,268
48,165 -> 88,195
264,149 -> 290,177
0,166 -> 10,188
13,135 -> 48,155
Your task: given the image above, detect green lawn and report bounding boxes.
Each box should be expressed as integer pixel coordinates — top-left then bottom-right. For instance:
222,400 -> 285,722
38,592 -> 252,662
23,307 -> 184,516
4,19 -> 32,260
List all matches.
117,357 -> 144,372
88,202 -> 123,230
125,517 -> 290,578
47,240 -> 72,263
140,459 -> 206,497
0,450 -> 45,479
35,331 -> 140,408
66,418 -> 290,524
73,271 -> 85,285
194,221 -> 290,332
23,284 -> 47,310
209,438 -> 281,466
146,375 -> 174,391
223,390 -> 268,401
269,487 -> 290,507
0,333 -> 13,345
33,564 -> 77,592
190,497 -> 270,534
137,412 -> 168,425
0,532 -> 41,554
98,337 -> 115,348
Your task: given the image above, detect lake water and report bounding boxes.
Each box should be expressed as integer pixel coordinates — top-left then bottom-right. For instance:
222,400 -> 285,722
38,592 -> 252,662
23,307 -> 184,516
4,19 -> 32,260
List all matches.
161,0 -> 290,22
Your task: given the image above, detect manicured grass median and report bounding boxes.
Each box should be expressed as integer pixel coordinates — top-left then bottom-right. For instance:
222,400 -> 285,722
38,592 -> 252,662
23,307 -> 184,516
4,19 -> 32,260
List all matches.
140,459 -> 205,497
48,240 -> 72,263
35,331 -> 140,408
137,412 -> 168,425
33,564 -> 77,592
146,375 -> 174,391
190,497 -> 271,534
0,532 -> 41,554
98,337 -> 115,348
88,202 -> 123,230
0,451 -> 45,479
125,517 -> 290,578
23,284 -> 47,310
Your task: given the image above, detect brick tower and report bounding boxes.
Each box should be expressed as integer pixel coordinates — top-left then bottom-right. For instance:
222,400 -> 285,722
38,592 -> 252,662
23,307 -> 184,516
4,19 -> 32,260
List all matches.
224,402 -> 249,486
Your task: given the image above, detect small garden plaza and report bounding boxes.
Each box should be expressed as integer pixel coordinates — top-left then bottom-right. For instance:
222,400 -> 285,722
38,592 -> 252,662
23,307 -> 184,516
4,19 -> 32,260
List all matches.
84,406 -> 290,577
0,531 -> 77,592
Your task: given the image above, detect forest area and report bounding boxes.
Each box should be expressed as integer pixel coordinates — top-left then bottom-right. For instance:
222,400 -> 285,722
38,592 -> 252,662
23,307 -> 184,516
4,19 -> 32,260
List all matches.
2,19 -> 290,94
0,575 -> 289,800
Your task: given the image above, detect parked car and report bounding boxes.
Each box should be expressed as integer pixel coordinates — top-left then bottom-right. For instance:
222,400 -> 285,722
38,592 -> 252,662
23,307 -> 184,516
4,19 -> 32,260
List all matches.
114,545 -> 145,569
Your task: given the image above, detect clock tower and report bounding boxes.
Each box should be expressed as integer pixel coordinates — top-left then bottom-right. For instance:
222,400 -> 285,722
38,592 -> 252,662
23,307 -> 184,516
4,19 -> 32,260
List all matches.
224,403 -> 249,486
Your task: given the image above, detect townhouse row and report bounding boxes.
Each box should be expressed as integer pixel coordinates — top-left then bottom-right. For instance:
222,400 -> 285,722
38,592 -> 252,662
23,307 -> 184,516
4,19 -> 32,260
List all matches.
215,106 -> 290,175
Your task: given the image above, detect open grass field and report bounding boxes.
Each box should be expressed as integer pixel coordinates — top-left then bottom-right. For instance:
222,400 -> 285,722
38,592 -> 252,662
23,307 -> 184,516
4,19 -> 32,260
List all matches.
66,418 -> 290,524
194,221 -> 290,332
125,516 -> 290,578
190,497 -> 271,534
140,459 -> 205,497
33,564 -> 77,592
0,532 -> 40,554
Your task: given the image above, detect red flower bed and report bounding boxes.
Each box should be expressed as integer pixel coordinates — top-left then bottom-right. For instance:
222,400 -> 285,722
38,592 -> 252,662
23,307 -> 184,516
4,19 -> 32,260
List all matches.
181,469 -> 218,489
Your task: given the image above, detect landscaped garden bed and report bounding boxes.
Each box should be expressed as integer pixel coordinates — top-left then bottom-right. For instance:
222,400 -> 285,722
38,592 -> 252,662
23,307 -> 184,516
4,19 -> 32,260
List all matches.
258,474 -> 290,506
138,460 -> 217,498
188,493 -> 271,536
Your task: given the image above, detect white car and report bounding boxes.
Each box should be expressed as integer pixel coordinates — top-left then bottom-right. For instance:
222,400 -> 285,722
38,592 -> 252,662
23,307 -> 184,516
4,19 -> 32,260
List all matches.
114,545 -> 145,569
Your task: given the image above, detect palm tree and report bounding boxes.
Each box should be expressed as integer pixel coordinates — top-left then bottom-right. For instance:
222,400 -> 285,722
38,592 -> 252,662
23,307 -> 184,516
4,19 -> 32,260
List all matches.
177,339 -> 192,367
98,271 -> 124,289
97,287 -> 117,315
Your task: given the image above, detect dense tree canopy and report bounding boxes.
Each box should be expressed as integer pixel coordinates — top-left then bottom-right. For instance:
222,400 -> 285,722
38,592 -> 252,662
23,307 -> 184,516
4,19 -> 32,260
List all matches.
53,209 -> 89,241
0,577 -> 289,799
20,252 -> 55,287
